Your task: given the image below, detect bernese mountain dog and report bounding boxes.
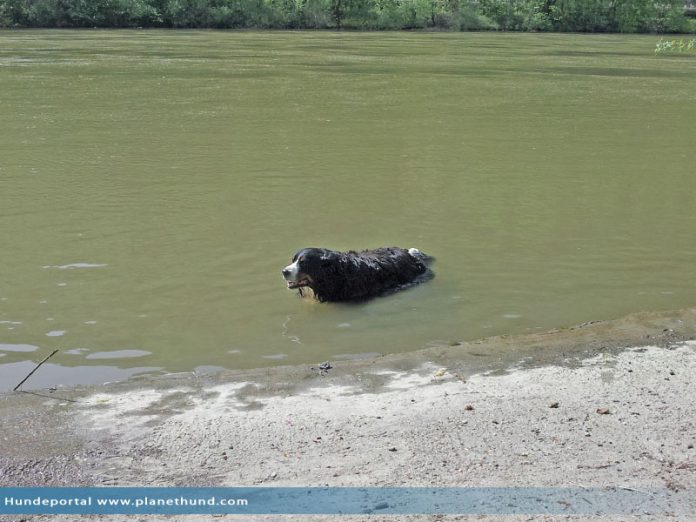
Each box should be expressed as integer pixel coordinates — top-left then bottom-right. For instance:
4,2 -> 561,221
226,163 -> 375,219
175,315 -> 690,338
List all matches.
282,247 -> 433,302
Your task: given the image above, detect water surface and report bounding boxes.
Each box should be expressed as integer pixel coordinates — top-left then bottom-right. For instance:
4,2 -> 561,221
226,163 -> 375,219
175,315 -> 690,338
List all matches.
1,31 -> 695,390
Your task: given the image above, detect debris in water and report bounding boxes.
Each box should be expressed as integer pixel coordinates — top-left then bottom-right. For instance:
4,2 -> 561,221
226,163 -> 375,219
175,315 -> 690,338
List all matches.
311,361 -> 333,375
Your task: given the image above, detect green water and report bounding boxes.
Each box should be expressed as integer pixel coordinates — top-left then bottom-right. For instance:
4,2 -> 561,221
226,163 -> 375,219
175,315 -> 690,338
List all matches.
1,30 -> 695,390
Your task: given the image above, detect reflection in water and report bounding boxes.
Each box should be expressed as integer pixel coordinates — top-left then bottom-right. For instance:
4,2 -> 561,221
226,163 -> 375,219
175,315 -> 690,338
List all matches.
0,362 -> 162,391
45,330 -> 67,337
262,354 -> 289,360
42,263 -> 108,269
0,31 -> 695,389
65,348 -> 90,355
0,344 -> 39,353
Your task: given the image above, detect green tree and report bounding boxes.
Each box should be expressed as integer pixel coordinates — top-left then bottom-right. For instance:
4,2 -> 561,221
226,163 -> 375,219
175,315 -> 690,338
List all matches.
478,0 -> 552,31
549,0 -> 611,32
0,0 -> 691,30
300,0 -> 331,28
68,0 -> 160,27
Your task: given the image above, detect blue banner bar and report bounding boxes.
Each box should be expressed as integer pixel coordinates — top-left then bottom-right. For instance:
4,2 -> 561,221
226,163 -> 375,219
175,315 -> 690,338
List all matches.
1,487 -> 692,515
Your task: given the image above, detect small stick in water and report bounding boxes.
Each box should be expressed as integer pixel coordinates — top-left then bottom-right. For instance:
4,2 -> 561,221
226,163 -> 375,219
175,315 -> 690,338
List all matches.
13,349 -> 59,392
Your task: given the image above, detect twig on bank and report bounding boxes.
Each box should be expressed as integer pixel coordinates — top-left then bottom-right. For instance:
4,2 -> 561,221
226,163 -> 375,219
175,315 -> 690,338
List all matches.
13,349 -> 59,391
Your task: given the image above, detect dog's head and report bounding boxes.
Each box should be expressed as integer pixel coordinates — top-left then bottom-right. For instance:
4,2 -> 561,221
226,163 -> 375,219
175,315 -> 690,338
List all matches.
282,248 -> 339,291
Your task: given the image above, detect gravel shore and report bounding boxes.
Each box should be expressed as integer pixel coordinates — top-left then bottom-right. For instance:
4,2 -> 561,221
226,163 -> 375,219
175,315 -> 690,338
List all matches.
2,308 -> 696,521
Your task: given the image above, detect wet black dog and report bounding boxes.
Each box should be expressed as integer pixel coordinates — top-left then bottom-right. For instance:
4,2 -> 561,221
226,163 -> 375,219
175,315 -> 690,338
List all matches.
282,247 -> 432,302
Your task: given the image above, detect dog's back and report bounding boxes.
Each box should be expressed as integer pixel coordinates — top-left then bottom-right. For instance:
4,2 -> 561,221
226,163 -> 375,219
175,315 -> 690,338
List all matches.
349,247 -> 427,287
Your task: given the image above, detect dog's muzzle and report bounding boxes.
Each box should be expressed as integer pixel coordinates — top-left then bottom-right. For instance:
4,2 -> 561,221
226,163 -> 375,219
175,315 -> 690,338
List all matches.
282,261 -> 311,289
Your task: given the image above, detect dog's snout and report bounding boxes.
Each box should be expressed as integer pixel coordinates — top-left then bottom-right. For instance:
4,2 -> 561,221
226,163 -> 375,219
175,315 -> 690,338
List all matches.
282,260 -> 300,281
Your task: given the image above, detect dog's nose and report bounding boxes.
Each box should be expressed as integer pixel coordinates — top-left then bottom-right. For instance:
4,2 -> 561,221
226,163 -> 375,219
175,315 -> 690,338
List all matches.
282,268 -> 290,278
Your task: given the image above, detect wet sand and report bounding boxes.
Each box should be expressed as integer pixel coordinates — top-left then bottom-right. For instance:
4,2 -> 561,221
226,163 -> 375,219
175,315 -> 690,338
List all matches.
1,308 -> 696,521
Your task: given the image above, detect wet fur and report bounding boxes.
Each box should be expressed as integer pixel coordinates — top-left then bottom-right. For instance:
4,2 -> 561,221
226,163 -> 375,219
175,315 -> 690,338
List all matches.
284,247 -> 432,302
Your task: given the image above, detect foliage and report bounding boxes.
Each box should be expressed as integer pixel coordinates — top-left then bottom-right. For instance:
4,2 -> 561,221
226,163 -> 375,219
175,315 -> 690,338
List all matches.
655,36 -> 696,53
478,0 -> 546,31
0,0 -> 694,31
69,0 -> 161,27
548,0 -> 690,33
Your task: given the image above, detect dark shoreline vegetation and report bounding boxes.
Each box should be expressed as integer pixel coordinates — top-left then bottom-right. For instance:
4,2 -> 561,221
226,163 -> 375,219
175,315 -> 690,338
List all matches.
1,0 -> 695,32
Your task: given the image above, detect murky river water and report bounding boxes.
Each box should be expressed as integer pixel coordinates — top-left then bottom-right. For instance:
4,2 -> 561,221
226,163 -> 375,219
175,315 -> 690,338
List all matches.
1,30 -> 695,390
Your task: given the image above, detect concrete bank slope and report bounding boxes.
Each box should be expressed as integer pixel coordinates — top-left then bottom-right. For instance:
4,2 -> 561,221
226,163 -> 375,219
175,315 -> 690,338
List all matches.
1,308 -> 696,521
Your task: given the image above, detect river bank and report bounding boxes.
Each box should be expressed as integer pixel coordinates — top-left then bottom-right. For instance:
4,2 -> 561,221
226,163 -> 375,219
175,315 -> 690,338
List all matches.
1,308 -> 696,521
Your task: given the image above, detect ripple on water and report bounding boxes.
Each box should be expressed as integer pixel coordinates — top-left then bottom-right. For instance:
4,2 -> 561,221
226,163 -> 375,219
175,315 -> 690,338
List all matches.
334,352 -> 383,360
45,330 -> 66,337
64,348 -> 90,355
42,263 -> 108,269
194,365 -> 226,375
85,349 -> 152,360
262,353 -> 288,360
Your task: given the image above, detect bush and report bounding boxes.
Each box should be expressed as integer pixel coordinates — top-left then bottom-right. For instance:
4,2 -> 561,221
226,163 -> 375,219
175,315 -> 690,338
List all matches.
458,3 -> 497,30
657,0 -> 692,33
299,0 -> 332,28
69,0 -> 161,27
476,0 -> 553,31
0,0 -> 691,31
549,0 -> 611,32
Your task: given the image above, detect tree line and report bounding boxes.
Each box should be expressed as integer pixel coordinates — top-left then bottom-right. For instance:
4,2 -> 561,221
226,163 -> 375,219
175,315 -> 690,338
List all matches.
1,0 -> 693,32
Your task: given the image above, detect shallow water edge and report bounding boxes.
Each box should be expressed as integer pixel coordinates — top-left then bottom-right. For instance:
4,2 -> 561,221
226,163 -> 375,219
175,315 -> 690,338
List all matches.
1,307 -> 696,514
5,305 -> 696,396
